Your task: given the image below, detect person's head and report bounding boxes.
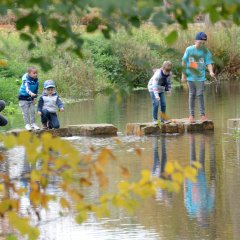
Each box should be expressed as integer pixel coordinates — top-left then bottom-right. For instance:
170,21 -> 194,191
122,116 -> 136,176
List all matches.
162,61 -> 172,75
27,66 -> 38,79
195,32 -> 207,49
44,80 -> 56,96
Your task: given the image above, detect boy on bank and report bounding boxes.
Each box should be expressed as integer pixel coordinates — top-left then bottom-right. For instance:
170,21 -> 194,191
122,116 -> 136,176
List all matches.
18,67 -> 40,130
37,80 -> 64,129
181,32 -> 215,123
148,61 -> 172,123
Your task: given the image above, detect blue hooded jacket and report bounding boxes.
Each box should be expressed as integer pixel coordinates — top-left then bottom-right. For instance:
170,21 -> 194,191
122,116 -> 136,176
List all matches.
18,73 -> 39,101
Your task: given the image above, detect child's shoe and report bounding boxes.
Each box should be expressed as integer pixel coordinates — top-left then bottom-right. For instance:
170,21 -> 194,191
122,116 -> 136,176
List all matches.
31,123 -> 40,130
42,123 -> 48,130
200,115 -> 208,122
188,115 -> 195,123
25,124 -> 32,130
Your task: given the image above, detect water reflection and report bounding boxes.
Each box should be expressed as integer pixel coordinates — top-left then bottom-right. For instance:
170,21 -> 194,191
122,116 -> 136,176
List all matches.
184,133 -> 216,226
151,136 -> 172,205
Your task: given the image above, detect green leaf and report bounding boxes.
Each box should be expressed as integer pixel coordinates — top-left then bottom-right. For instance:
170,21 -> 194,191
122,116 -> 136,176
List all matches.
165,30 -> 178,45
129,16 -> 141,28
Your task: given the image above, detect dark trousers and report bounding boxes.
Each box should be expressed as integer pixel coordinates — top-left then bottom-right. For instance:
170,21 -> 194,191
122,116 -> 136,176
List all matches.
41,109 -> 60,129
0,100 -> 8,126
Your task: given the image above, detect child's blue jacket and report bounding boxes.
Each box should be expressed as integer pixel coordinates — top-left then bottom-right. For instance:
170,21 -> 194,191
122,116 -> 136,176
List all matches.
18,73 -> 39,101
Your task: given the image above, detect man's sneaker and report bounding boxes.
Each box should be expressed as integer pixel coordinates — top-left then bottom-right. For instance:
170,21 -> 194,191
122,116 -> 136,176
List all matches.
31,123 -> 40,130
25,124 -> 32,131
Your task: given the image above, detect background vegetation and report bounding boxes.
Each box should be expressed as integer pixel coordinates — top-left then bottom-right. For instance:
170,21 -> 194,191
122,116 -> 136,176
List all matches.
1,23 -> 240,105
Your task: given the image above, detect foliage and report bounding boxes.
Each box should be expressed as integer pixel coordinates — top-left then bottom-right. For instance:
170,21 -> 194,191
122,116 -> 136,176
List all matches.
0,132 -> 200,239
0,1 -> 240,71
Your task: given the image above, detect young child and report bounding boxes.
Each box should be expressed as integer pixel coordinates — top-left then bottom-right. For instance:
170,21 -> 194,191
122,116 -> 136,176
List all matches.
181,32 -> 215,123
37,80 -> 64,129
148,61 -> 172,123
18,66 -> 40,130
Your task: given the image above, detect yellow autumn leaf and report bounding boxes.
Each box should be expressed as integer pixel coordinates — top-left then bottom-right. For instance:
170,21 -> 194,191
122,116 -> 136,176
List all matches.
80,178 -> 92,187
60,197 -> 71,209
121,166 -> 130,178
17,131 -> 31,145
140,170 -> 151,183
192,161 -> 202,169
118,181 -> 129,193
99,174 -> 108,187
75,211 -> 87,224
92,204 -> 110,218
3,134 -> 17,148
184,166 -> 197,178
172,172 -> 183,184
165,161 -> 174,175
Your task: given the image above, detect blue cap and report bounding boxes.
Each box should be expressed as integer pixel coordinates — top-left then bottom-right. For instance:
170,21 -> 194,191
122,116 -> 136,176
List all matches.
44,80 -> 55,88
195,32 -> 207,41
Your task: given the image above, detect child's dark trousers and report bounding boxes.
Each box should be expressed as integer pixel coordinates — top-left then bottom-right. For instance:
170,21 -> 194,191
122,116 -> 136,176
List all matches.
41,109 -> 60,129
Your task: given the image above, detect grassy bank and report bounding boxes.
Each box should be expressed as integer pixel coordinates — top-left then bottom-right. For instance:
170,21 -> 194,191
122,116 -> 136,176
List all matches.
0,23 -> 240,106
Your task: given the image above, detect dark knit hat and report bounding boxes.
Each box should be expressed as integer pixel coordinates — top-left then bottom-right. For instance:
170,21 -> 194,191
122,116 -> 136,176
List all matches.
195,32 -> 207,41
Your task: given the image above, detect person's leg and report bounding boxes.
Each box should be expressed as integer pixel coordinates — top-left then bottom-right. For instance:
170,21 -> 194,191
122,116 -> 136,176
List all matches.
19,100 -> 30,125
0,100 -> 7,126
29,101 -> 36,125
159,92 -> 166,113
196,81 -> 207,121
41,109 -> 49,125
188,81 -> 196,122
49,113 -> 60,129
150,92 -> 159,121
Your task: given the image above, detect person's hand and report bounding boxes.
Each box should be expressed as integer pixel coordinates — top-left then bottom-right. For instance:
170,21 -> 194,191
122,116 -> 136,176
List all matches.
29,92 -> 36,97
166,90 -> 172,96
209,71 -> 215,78
38,111 -> 42,116
60,108 -> 64,112
181,75 -> 186,83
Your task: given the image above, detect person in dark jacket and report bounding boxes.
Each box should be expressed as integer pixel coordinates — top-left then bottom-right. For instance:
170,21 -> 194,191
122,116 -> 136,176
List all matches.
37,80 -> 64,129
0,100 -> 8,127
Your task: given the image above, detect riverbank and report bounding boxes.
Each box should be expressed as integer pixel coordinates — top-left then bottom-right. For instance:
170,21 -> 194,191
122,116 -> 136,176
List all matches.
0,24 -> 240,107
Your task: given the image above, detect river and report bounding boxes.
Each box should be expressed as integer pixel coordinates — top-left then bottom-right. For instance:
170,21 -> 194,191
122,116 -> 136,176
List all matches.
1,82 -> 240,240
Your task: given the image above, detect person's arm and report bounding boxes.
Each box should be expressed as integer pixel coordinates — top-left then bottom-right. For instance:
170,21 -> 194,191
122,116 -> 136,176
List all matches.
56,96 -> 64,111
37,96 -> 43,115
181,61 -> 187,82
206,49 -> 215,78
181,48 -> 189,82
151,70 -> 161,100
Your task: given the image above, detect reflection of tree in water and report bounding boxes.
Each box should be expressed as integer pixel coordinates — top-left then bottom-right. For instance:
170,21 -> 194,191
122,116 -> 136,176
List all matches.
151,136 -> 171,204
184,133 -> 216,227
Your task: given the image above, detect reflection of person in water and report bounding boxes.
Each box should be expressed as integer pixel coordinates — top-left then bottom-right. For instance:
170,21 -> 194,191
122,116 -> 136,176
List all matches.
151,136 -> 170,203
184,134 -> 215,225
152,136 -> 167,178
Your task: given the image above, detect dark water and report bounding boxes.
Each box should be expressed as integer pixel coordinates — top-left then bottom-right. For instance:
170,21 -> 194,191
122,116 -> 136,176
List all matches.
1,82 -> 240,240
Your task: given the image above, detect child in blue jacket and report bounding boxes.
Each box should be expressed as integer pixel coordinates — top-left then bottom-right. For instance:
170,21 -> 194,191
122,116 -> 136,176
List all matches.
37,80 -> 64,129
18,67 -> 40,130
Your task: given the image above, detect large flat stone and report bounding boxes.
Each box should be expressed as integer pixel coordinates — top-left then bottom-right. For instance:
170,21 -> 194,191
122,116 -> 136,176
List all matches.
126,122 -> 184,136
126,119 -> 214,136
7,124 -> 118,137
